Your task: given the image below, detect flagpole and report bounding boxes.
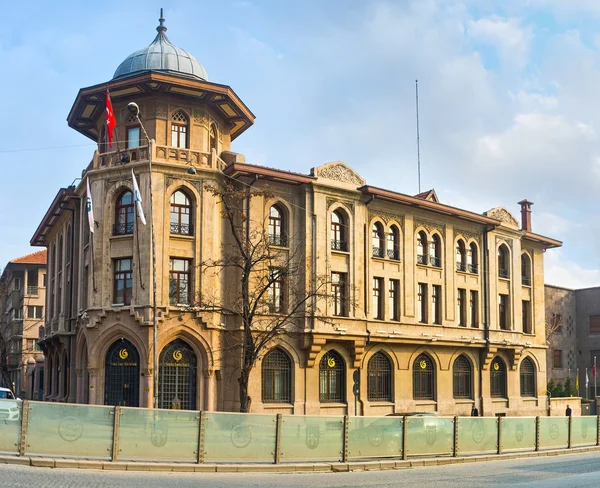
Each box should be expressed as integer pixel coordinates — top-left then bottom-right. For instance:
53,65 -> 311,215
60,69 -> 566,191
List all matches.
576,368 -> 579,397
595,356 -> 597,400
586,367 -> 589,400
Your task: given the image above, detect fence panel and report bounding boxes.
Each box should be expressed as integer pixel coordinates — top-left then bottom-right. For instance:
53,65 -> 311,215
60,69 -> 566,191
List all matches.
118,407 -> 199,462
347,416 -> 403,459
539,417 -> 569,450
570,416 -> 597,447
203,412 -> 277,462
501,417 -> 536,451
456,417 -> 498,454
279,415 -> 344,462
26,402 -> 113,459
405,416 -> 454,457
0,399 -> 21,454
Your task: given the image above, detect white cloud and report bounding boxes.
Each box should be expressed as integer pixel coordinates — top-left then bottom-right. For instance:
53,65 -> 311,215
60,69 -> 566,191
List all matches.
545,249 -> 600,289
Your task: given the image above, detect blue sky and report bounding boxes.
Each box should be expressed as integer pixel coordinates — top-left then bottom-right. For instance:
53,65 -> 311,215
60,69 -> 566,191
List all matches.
1,0 -> 600,287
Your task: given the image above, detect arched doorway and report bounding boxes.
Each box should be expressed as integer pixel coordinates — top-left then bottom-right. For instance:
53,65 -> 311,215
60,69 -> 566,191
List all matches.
158,339 -> 197,410
104,339 -> 140,407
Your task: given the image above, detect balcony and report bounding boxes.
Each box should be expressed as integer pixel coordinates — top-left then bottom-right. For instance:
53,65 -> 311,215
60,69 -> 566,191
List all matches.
372,246 -> 384,258
498,268 -> 510,279
456,262 -> 466,272
268,234 -> 288,247
387,249 -> 399,260
429,256 -> 442,268
331,240 -> 348,252
468,264 -> 479,274
417,254 -> 427,265
26,286 -> 39,296
113,222 -> 134,236
170,222 -> 194,236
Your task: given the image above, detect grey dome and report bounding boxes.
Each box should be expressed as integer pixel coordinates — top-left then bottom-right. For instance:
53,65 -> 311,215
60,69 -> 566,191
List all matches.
113,12 -> 208,81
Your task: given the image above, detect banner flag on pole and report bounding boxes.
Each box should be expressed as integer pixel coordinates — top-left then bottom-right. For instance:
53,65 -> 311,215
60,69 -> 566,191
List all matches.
593,358 -> 596,377
576,369 -> 579,391
586,368 -> 589,388
105,90 -> 117,148
131,169 -> 147,225
86,178 -> 94,234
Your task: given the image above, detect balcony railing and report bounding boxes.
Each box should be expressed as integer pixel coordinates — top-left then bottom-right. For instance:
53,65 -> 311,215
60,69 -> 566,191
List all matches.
269,234 -> 288,247
26,285 -> 39,296
113,222 -> 134,236
456,262 -> 466,272
417,254 -> 427,265
468,264 -> 478,274
522,276 -> 531,286
372,246 -> 384,258
498,268 -> 510,279
170,222 -> 194,236
429,256 -> 442,268
387,249 -> 400,260
331,240 -> 348,252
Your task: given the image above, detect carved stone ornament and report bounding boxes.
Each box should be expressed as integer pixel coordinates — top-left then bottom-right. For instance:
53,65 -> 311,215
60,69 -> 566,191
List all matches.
484,207 -> 519,229
455,228 -> 481,244
156,103 -> 167,119
313,161 -> 365,186
369,210 -> 404,229
495,236 -> 513,250
414,219 -> 444,236
327,197 -> 355,213
193,109 -> 206,124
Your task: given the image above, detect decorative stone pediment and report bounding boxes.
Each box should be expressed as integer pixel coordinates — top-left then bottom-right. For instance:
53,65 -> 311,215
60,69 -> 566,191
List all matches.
311,161 -> 365,187
484,207 -> 519,229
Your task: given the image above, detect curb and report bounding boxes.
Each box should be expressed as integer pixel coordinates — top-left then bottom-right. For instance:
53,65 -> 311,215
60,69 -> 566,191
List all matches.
1,445 -> 599,474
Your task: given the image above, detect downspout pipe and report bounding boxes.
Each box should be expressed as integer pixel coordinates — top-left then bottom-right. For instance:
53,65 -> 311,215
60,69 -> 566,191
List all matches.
480,224 -> 493,413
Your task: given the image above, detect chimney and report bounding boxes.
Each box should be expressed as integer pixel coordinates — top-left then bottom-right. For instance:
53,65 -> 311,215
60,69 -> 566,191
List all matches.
518,199 -> 533,232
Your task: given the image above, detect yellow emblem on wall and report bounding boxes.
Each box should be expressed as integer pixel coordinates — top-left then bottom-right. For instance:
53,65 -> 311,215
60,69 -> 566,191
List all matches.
327,357 -> 336,368
493,362 -> 500,371
419,360 -> 428,369
119,349 -> 129,360
173,350 -> 183,362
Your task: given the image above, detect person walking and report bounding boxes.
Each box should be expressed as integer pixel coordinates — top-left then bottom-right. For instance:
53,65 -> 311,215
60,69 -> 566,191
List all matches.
565,405 -> 572,416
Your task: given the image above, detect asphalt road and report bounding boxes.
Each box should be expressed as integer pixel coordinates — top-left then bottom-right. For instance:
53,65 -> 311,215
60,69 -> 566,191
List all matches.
4,452 -> 600,488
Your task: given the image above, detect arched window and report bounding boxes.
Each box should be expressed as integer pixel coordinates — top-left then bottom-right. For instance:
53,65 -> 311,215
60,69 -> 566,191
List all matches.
498,245 -> 510,279
170,190 -> 193,235
453,355 -> 472,399
456,240 -> 466,272
521,253 -> 531,286
209,123 -> 218,152
368,352 -> 392,402
520,358 -> 536,397
319,350 -> 345,403
262,348 -> 292,404
417,231 -> 427,265
372,222 -> 384,258
171,110 -> 189,149
268,204 -> 287,247
115,190 -> 134,235
413,354 -> 435,400
387,225 -> 400,260
490,357 -> 507,398
158,339 -> 197,410
331,210 -> 348,251
468,242 -> 479,274
429,234 -> 442,267
105,339 -> 140,407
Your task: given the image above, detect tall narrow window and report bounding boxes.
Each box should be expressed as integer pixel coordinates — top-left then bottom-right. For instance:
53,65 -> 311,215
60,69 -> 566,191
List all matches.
169,258 -> 191,305
389,279 -> 400,321
468,242 -> 479,274
368,352 -> 392,402
331,272 -> 347,317
522,300 -> 532,334
209,123 -> 218,152
429,235 -> 442,267
372,277 -> 383,320
552,350 -> 563,369
372,222 -> 384,258
331,211 -> 347,251
170,190 -> 192,235
456,240 -> 466,272
413,354 -> 434,400
520,358 -> 535,397
521,253 -> 532,286
498,245 -> 510,279
268,205 -> 287,247
387,225 -> 400,260
457,288 -> 466,326
127,126 -> 141,149
171,110 -> 188,148
268,268 -> 284,313
432,285 -> 442,324
115,190 -> 134,235
113,258 -> 133,305
262,348 -> 292,404
417,231 -> 427,265
470,290 -> 478,328
499,294 -> 509,330
490,358 -> 507,398
418,283 -> 427,323
453,355 -> 472,399
319,351 -> 345,403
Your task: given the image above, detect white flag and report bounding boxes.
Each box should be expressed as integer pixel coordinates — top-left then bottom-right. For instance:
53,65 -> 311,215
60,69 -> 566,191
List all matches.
586,369 -> 589,387
131,169 -> 147,225
86,177 -> 94,234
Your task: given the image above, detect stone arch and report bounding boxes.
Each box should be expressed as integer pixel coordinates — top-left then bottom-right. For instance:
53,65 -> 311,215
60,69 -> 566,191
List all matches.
362,344 -> 400,371
519,352 -> 541,372
406,346 -> 442,370
89,324 -> 147,371
446,348 -> 479,371
154,324 -> 214,374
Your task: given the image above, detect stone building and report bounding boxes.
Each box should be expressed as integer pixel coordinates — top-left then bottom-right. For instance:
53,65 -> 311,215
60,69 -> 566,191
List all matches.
0,250 -> 47,398
32,12 -> 561,416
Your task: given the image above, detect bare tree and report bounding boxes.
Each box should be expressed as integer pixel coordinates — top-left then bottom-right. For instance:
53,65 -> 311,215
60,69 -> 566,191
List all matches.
546,311 -> 565,344
196,182 -> 338,412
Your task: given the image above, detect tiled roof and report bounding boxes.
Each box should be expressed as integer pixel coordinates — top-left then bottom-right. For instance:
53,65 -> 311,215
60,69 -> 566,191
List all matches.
10,249 -> 47,265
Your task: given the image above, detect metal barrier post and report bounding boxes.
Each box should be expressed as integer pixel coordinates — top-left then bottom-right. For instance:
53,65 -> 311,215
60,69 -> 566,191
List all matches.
196,411 -> 204,464
274,414 -> 283,464
497,417 -> 503,455
18,400 -> 29,457
111,406 -> 121,462
535,416 -> 540,451
453,416 -> 459,457
342,415 -> 349,462
597,415 -> 600,446
568,415 -> 572,449
402,415 -> 408,460
199,411 -> 206,463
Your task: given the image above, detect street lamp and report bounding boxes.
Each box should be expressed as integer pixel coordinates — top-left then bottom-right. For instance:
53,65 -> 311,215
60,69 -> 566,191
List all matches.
127,102 -> 159,409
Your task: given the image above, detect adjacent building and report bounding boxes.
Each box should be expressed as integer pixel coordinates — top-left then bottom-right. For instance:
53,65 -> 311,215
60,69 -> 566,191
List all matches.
0,250 -> 47,398
32,12 -> 561,416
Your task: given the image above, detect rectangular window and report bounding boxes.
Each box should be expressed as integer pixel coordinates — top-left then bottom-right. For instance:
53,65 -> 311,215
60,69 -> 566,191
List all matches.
522,300 -> 532,334
82,265 -> 89,310
589,316 -> 600,334
268,268 -> 285,313
331,272 -> 347,317
372,277 -> 383,320
14,277 -> 20,291
550,313 -> 562,334
171,124 -> 187,148
432,285 -> 441,324
113,258 -> 133,306
27,306 -> 43,319
43,274 -> 47,287
499,294 -> 509,330
389,279 -> 400,321
457,288 -> 466,326
26,339 -> 34,351
470,290 -> 478,328
127,126 -> 141,149
169,258 -> 191,305
552,350 -> 562,369
418,283 -> 427,323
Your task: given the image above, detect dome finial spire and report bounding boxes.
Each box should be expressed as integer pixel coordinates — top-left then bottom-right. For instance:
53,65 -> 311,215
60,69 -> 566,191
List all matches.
157,8 -> 167,34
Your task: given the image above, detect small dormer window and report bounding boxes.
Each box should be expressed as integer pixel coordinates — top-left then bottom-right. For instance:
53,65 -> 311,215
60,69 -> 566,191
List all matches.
171,111 -> 188,148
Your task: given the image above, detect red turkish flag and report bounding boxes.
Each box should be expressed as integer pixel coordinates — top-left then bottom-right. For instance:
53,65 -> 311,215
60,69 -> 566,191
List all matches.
594,362 -> 597,377
105,90 -> 117,148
